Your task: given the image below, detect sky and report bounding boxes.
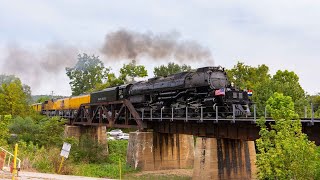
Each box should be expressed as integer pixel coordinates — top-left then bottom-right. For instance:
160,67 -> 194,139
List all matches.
0,0 -> 320,96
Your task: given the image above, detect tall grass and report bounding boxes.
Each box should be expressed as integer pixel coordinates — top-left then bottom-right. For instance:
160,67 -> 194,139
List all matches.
17,138 -> 136,178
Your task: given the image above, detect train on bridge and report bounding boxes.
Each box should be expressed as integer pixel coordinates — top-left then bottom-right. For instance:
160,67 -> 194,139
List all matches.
32,66 -> 251,128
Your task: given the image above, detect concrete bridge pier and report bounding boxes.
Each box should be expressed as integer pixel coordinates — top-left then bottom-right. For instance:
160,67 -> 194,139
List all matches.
64,125 -> 107,144
64,125 -> 81,139
192,137 -> 257,180
126,132 -> 194,170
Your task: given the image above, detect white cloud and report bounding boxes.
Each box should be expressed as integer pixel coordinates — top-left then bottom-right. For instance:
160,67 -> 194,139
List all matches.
0,0 -> 320,95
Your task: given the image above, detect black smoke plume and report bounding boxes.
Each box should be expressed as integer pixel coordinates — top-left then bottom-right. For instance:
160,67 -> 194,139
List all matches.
101,29 -> 214,63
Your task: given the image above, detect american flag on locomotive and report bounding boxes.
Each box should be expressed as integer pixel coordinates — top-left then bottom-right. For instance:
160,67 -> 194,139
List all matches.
215,88 -> 225,96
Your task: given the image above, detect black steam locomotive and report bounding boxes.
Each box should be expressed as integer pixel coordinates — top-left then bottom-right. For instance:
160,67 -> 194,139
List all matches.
90,66 -> 250,118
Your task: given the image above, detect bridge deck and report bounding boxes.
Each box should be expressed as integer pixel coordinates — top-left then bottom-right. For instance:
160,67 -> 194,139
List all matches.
66,101 -> 320,144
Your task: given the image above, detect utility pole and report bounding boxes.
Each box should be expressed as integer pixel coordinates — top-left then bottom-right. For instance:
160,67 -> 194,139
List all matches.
51,91 -> 54,99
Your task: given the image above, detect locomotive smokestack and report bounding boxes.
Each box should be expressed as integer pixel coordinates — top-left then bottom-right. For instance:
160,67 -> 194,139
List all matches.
100,29 -> 214,64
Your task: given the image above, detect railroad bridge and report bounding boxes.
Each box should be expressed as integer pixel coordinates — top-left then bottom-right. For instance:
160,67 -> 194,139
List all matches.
64,100 -> 320,180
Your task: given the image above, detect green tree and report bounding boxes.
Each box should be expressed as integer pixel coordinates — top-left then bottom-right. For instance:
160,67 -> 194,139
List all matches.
226,62 -> 307,117
8,116 -> 40,144
91,73 -> 124,91
106,73 -> 125,86
252,81 -> 274,116
226,62 -> 270,90
36,96 -> 51,103
0,75 -> 32,104
66,53 -> 110,96
153,62 -> 191,77
309,94 -> 320,117
0,79 -> 30,116
271,70 -> 307,117
119,60 -> 148,83
23,85 -> 32,104
226,62 -> 271,115
256,92 -> 318,179
88,61 -> 147,92
0,75 -> 19,85
0,115 -> 11,145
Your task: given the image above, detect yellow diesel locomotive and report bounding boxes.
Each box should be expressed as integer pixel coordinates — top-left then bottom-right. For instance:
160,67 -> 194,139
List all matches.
32,94 -> 90,118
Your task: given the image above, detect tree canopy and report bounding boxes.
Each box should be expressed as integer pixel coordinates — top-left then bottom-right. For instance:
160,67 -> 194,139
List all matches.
79,59 -> 148,93
119,60 -> 148,83
66,53 -> 110,96
0,74 -> 20,85
0,74 -> 32,104
226,62 -> 307,116
256,92 -> 318,179
0,115 -> 10,145
271,70 -> 307,116
36,96 -> 51,103
0,78 -> 30,116
226,62 -> 270,90
153,62 -> 191,77
309,94 -> 320,117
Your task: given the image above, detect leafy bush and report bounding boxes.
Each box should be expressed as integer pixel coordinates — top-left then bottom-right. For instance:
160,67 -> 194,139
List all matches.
17,141 -> 43,170
37,116 -> 64,147
314,147 -> 320,179
8,116 -> 64,147
8,116 -> 40,144
7,116 -> 68,173
107,140 -> 128,163
17,141 -> 62,173
69,138 -> 135,178
5,115 -> 135,178
70,133 -> 108,164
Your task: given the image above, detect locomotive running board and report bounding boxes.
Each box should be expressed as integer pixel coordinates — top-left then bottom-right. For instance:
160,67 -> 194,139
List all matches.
71,99 -> 144,130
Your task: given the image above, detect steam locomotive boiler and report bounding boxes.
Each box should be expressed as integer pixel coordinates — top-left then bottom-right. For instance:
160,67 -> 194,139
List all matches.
90,66 -> 251,118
